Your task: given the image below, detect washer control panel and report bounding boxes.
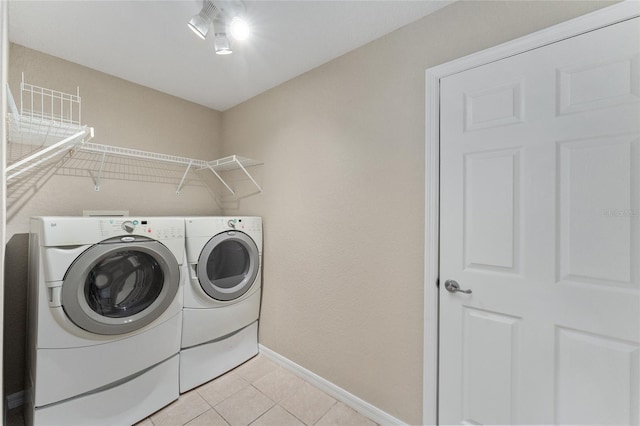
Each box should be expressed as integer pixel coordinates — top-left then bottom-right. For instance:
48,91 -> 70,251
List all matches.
99,218 -> 184,240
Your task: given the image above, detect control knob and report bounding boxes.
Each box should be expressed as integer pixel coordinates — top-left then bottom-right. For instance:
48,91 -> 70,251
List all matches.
228,219 -> 237,229
122,221 -> 135,233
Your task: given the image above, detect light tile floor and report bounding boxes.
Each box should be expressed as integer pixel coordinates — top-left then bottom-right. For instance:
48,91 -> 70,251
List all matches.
140,354 -> 379,426
7,354 -> 378,426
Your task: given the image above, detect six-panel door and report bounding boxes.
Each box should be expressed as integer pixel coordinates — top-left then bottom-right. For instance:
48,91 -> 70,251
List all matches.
439,17 -> 640,425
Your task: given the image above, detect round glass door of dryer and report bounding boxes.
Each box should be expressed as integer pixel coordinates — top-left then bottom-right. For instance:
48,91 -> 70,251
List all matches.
61,237 -> 180,335
197,231 -> 260,301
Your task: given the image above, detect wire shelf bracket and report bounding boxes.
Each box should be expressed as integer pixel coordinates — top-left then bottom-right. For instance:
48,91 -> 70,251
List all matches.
89,150 -> 107,191
176,160 -> 194,195
205,155 -> 264,194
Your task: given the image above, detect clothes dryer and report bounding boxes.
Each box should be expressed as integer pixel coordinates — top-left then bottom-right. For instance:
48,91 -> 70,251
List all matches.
26,217 -> 185,426
181,216 -> 262,392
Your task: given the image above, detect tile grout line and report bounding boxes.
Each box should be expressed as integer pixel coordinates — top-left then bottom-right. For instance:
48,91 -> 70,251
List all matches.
244,396 -> 276,426
311,399 -> 339,426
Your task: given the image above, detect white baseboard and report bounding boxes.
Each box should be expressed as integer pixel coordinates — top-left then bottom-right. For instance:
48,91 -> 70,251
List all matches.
6,390 -> 24,410
259,345 -> 407,426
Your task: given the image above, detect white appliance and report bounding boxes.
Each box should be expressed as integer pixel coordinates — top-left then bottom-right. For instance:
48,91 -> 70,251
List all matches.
26,217 -> 185,426
181,216 -> 262,392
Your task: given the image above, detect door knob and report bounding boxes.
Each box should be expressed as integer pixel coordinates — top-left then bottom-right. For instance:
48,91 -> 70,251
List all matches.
444,280 -> 472,294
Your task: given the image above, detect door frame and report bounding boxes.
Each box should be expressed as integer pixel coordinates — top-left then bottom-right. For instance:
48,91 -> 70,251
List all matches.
422,2 -> 640,424
1,0 -> 7,417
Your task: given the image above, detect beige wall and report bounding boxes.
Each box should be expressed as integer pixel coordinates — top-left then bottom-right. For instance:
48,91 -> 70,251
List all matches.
221,1 -> 616,423
4,44 -> 223,396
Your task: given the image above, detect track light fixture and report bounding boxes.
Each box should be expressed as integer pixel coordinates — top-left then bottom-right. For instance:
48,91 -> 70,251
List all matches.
214,32 -> 232,55
188,0 -> 218,40
188,0 -> 250,55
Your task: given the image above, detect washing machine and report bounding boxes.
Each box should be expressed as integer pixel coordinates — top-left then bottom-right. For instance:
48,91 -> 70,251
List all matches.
181,216 -> 262,392
26,217 -> 185,426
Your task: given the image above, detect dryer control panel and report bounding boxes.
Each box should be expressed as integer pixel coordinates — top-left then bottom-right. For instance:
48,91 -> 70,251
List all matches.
225,217 -> 261,233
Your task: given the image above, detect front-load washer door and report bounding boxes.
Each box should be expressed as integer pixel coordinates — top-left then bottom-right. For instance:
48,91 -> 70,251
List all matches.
61,236 -> 180,335
197,231 -> 259,302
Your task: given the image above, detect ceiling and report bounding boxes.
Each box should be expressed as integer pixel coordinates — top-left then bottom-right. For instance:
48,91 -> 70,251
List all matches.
8,0 -> 452,111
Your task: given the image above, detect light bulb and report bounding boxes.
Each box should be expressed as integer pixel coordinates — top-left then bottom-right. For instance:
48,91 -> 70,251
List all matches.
229,16 -> 250,40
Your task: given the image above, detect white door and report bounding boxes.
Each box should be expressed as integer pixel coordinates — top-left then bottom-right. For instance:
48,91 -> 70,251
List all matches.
439,17 -> 640,425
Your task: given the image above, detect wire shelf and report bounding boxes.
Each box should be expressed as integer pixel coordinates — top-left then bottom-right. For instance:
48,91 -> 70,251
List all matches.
7,73 -> 86,143
76,144 -> 263,195
7,113 -> 87,145
6,74 -> 94,182
57,149 -> 211,188
5,75 -> 263,199
81,143 -> 209,168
